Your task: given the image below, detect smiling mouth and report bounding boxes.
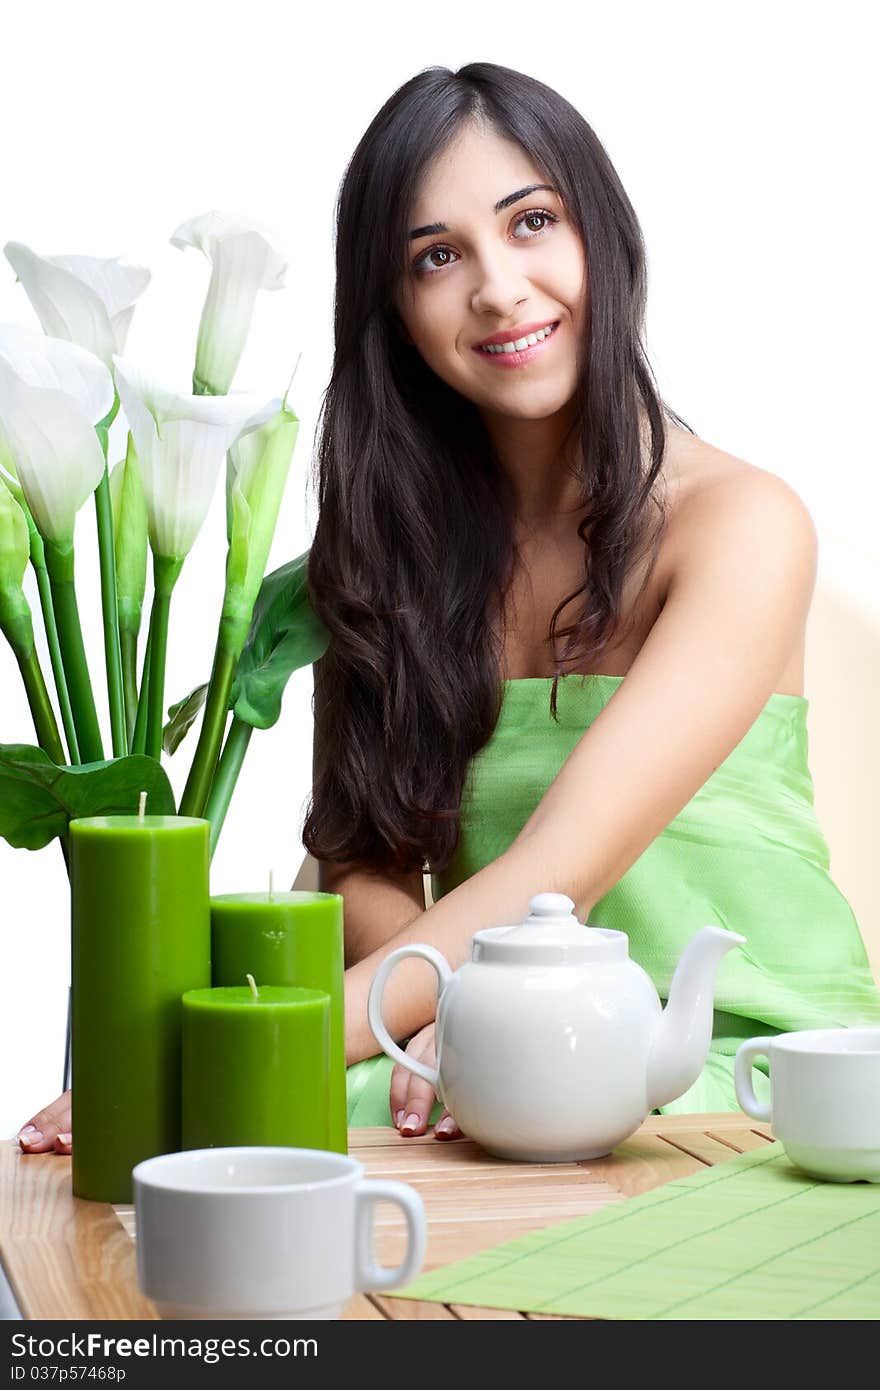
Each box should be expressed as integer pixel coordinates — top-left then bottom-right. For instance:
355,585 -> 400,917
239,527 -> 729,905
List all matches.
473,320 -> 561,366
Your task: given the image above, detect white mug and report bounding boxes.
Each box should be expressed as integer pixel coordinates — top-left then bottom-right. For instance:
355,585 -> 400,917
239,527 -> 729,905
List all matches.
735,1027 -> 880,1182
133,1147 -> 426,1319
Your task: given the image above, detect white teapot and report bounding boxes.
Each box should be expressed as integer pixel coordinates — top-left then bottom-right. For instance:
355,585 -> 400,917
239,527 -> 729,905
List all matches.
368,892 -> 745,1162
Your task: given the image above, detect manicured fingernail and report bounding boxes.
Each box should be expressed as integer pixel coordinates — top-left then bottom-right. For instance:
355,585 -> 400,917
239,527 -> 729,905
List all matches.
395,1109 -> 405,1128
435,1115 -> 458,1135
400,1112 -> 421,1134
57,1133 -> 72,1145
20,1130 -> 43,1145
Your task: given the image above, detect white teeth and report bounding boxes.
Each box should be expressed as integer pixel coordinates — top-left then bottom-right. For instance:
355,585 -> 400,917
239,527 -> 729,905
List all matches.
480,322 -> 557,353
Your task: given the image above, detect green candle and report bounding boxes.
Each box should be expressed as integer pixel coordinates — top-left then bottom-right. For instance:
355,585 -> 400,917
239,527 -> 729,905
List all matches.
70,813 -> 211,1203
210,891 -> 346,1152
181,982 -> 330,1150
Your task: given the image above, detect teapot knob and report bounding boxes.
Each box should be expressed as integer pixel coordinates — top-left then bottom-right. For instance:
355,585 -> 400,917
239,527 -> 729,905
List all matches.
528,892 -> 577,918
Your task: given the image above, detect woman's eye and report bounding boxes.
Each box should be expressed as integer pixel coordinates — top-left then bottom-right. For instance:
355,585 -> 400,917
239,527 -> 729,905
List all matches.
412,208 -> 559,276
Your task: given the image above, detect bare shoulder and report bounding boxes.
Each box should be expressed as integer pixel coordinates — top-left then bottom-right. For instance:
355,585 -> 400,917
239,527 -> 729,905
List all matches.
661,427 -> 818,573
653,429 -> 817,698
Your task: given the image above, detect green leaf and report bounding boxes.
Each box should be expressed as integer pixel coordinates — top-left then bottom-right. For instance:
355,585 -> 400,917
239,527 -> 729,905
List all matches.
230,549 -> 328,729
163,550 -> 328,747
0,744 -> 177,851
163,682 -> 209,755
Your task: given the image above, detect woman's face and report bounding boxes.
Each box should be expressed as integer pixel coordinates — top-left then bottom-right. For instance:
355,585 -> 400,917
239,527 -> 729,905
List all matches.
395,121 -> 588,423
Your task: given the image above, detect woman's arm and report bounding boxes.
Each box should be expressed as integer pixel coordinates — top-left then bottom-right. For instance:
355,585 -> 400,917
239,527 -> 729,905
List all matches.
320,859 -> 426,967
344,468 -> 818,1064
344,835 -> 588,1062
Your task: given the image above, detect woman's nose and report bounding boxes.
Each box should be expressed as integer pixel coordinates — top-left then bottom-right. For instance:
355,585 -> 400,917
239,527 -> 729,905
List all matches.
470,250 -> 530,319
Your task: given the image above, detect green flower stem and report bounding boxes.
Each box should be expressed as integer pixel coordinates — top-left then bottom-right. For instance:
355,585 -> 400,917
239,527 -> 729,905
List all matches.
30,540 -> 80,765
94,471 -> 127,757
0,597 -> 67,765
120,626 -> 139,750
205,715 -> 253,860
6,485 -> 80,763
131,636 -> 152,756
15,641 -> 67,766
179,627 -> 240,817
91,386 -> 127,756
93,393 -> 126,758
43,540 -> 104,764
145,554 -> 184,761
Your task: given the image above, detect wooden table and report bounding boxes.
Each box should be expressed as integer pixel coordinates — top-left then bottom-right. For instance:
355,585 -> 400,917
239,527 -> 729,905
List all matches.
0,1113 -> 775,1320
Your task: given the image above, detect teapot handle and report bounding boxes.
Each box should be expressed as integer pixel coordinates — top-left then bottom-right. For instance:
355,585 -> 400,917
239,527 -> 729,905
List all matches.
367,945 -> 454,1086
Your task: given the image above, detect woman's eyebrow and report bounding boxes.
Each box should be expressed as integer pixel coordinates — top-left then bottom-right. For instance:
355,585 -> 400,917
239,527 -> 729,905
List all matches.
408,184 -> 558,241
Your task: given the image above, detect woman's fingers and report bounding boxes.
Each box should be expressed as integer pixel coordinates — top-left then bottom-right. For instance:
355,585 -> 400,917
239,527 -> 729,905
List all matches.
433,1108 -> 463,1140
396,1071 -> 438,1135
390,1024 -> 438,1136
17,1090 -> 72,1153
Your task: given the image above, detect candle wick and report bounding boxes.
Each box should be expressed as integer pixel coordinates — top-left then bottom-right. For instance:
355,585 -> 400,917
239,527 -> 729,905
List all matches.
246,973 -> 259,1001
138,790 -> 147,821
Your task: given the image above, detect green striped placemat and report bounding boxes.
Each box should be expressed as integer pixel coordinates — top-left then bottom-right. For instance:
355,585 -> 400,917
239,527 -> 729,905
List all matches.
387,1142 -> 880,1319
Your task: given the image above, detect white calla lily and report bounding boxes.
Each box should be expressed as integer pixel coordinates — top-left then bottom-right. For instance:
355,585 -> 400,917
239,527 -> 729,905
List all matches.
224,393 -> 285,540
0,330 -> 113,545
113,353 -> 270,561
224,395 -> 298,647
4,242 -> 150,370
170,210 -> 287,395
0,321 -> 114,431
0,472 -> 30,598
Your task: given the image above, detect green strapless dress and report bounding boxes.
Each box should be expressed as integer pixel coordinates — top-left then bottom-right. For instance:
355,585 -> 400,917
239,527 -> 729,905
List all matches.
346,674 -> 880,1126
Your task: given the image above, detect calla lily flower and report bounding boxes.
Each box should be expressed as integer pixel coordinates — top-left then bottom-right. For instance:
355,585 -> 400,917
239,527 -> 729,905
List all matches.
170,211 -> 287,395
0,326 -> 113,545
3,242 -> 151,370
109,436 -> 148,631
109,435 -> 149,748
0,472 -> 29,602
224,396 -> 299,648
113,354 -> 270,561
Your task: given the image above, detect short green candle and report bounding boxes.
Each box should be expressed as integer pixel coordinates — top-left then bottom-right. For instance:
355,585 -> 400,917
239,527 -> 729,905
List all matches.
210,891 -> 346,1152
70,814 -> 211,1203
182,984 -> 330,1150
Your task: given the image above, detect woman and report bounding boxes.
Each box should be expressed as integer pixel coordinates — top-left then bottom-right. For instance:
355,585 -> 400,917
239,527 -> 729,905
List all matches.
18,61 -> 880,1156
302,60 -> 880,1140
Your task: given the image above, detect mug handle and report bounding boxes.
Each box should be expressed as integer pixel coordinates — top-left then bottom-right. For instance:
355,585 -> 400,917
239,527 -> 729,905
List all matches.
354,1179 -> 427,1292
367,945 -> 453,1086
734,1037 -> 774,1122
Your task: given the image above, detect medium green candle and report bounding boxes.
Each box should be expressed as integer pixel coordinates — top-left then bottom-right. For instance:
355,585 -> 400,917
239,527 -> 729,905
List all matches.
210,891 -> 346,1152
70,814 -> 211,1203
181,982 -> 330,1150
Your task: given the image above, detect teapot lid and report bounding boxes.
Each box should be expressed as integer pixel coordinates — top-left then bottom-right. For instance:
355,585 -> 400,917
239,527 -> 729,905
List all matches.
472,892 -> 627,964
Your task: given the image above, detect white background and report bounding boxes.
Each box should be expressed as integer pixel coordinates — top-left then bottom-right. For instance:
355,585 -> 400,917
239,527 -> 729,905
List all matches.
1,0 -> 877,1136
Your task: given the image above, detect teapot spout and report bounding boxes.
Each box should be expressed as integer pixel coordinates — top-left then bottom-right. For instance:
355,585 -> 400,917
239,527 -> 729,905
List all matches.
646,926 -> 745,1111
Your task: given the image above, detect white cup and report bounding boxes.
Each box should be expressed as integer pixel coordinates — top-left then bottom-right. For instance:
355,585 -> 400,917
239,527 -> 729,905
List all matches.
133,1146 -> 426,1319
735,1027 -> 880,1182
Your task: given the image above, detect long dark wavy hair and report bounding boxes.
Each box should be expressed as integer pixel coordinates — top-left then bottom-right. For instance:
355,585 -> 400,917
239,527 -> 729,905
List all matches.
302,61 -> 694,877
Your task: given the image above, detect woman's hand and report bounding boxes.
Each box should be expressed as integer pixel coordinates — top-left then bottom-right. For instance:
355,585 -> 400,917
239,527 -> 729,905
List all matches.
390,1022 -> 463,1140
17,1090 -> 72,1153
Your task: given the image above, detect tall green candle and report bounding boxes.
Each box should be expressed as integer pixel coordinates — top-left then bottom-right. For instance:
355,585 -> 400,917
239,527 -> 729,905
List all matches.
182,983 -> 330,1150
210,891 -> 346,1152
70,814 -> 211,1203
